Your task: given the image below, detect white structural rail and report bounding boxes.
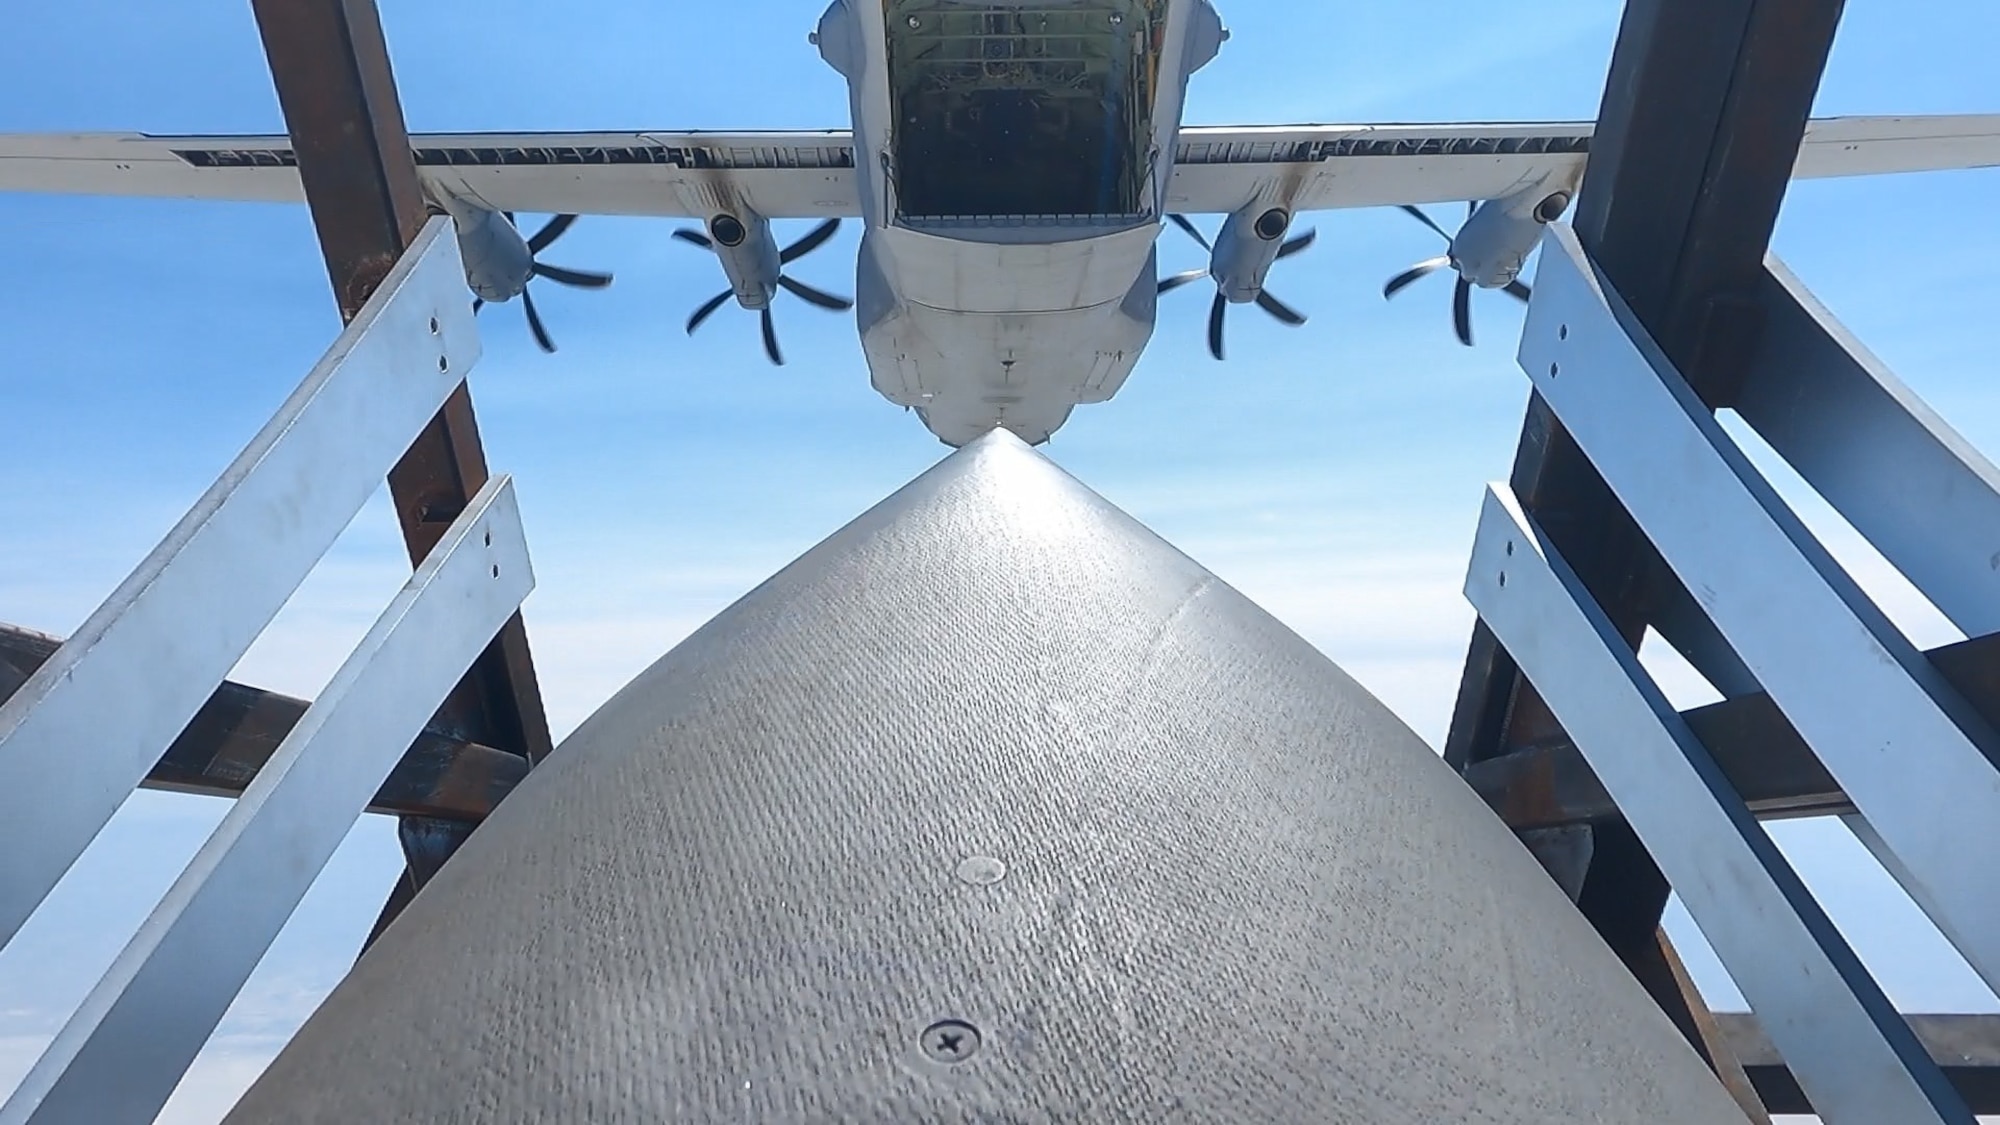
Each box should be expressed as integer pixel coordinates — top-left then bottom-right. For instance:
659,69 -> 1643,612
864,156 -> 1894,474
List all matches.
0,216 -> 479,947
4,477 -> 531,1125
1467,488 -> 1966,1123
0,217 -> 534,1125
1463,220 -> 2000,1124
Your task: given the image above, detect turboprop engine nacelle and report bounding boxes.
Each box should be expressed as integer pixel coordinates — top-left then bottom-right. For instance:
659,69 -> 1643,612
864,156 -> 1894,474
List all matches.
1210,204 -> 1300,301
1450,188 -> 1572,288
701,211 -> 783,310
431,194 -> 534,303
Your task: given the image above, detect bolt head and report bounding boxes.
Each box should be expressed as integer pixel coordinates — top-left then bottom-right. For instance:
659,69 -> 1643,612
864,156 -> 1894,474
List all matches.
920,1019 -> 981,1063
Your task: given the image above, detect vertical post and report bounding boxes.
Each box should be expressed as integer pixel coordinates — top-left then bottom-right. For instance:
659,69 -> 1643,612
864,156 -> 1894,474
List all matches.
1442,0 -> 1844,1094
249,0 -> 554,936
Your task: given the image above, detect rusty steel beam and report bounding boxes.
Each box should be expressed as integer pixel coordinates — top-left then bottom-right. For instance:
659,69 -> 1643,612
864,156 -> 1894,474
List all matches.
251,0 -> 426,318
1719,1012 -> 2000,1115
0,623 -> 526,823
1446,0 -> 1846,774
1441,0 -> 1846,1099
1468,630 -> 2000,830
1661,933 -> 1773,1124
249,0 -> 552,937
249,0 -> 552,759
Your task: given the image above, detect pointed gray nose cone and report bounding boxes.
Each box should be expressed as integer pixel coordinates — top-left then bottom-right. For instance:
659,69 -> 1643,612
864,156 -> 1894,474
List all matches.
227,430 -> 1745,1123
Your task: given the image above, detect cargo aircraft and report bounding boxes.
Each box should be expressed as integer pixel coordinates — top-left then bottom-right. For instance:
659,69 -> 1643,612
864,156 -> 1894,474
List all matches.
4,0 -> 1998,445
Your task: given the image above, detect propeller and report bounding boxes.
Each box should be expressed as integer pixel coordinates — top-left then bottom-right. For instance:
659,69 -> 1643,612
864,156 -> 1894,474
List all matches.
1158,213 -> 1313,361
675,217 -> 853,366
1382,202 -> 1530,347
471,213 -> 613,354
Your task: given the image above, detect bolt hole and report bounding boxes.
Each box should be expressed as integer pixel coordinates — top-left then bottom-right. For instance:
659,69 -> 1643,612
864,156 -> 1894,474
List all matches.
484,529 -> 492,547
438,355 -> 449,373
956,856 -> 1007,885
429,316 -> 440,335
491,564 -> 499,578
1558,324 -> 1568,340
1505,540 -> 1514,557
1498,572 -> 1507,588
1549,362 -> 1559,378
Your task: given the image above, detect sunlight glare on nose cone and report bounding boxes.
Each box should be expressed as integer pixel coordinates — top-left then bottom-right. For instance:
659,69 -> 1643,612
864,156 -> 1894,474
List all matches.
223,430 -> 1748,1124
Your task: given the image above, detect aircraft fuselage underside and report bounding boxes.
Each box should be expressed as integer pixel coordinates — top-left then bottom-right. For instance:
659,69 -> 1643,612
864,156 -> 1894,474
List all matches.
6,7 -> 1982,443
816,0 -> 1227,445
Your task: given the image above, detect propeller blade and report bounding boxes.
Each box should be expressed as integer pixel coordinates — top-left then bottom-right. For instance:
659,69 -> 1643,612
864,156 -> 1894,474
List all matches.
1167,213 -> 1213,252
1383,256 -> 1450,299
522,288 -> 555,353
686,289 -> 732,335
760,306 -> 784,366
1276,228 -> 1316,259
1207,291 -> 1227,361
1157,267 -> 1209,295
532,262 -> 614,289
777,274 -> 854,311
1503,279 -> 1533,302
1399,205 -> 1453,243
527,213 -> 578,255
1452,277 -> 1473,347
779,217 -> 841,264
1255,290 -> 1307,326
672,228 -> 713,250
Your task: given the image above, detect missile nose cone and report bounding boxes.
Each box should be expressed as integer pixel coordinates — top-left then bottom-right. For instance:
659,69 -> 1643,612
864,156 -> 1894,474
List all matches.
227,431 -> 1747,1124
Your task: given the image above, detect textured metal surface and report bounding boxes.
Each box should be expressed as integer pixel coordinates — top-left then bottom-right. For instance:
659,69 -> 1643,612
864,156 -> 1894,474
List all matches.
227,432 -> 1744,1124
1523,222 -> 2000,995
0,217 -> 474,949
1467,486 -> 1967,1124
5,477 -> 532,1125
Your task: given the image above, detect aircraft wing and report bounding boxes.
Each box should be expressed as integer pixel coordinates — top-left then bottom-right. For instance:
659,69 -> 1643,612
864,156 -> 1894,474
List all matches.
2,115 -> 1996,220
0,130 -> 864,219
1168,114 -> 2000,214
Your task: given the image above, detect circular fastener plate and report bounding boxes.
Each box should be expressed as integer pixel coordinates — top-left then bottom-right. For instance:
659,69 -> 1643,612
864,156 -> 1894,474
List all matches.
955,856 -> 1007,886
920,1019 -> 981,1064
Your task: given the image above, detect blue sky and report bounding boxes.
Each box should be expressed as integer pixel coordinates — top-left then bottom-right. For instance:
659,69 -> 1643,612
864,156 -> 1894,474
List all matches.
2,0 -> 1998,1119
